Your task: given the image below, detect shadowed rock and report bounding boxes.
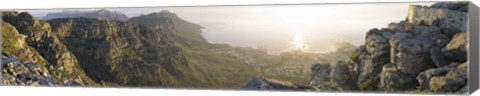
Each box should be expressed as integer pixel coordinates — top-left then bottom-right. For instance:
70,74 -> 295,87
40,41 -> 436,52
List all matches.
441,32 -> 467,62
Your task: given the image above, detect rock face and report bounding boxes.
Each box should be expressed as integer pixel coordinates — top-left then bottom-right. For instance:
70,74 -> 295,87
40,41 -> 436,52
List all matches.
241,76 -> 311,90
47,17 -> 191,86
2,12 -> 98,86
42,9 -> 129,21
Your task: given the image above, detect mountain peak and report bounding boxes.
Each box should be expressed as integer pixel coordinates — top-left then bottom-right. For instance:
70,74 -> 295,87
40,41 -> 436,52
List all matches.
43,9 -> 129,21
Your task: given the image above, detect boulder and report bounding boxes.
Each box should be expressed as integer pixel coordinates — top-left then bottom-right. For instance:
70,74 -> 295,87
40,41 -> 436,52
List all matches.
356,56 -> 382,90
442,32 -> 467,62
330,61 -> 357,90
390,32 -> 436,75
416,62 -> 467,93
310,63 -> 331,85
241,76 -> 310,90
430,46 -> 453,67
365,28 -> 393,63
379,64 -> 417,91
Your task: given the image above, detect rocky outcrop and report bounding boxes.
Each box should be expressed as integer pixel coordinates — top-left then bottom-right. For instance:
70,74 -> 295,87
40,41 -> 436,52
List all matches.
241,76 -> 311,90
312,2 -> 470,93
2,55 -> 57,86
42,9 -> 129,21
416,62 -> 467,93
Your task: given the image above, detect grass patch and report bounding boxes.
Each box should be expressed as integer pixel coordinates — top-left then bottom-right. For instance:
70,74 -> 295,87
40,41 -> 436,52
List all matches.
359,76 -> 380,90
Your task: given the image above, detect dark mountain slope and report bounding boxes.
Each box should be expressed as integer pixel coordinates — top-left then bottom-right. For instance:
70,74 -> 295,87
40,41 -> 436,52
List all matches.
129,11 -> 210,48
47,18 -> 197,87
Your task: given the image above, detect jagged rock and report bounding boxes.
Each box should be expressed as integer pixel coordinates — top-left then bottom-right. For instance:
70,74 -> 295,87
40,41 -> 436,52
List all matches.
353,28 -> 394,91
430,46 -> 453,67
379,64 -> 417,91
365,28 -> 393,64
356,57 -> 382,90
441,32 -> 467,62
330,61 -> 357,90
2,55 -> 58,86
408,5 -> 467,37
310,64 -> 331,86
416,62 -> 467,93
241,76 -> 310,90
390,31 -> 435,75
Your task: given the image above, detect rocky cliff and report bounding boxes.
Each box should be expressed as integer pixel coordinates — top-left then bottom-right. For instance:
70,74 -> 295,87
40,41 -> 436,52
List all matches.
42,9 -> 129,22
2,12 -> 98,86
242,2 -> 469,94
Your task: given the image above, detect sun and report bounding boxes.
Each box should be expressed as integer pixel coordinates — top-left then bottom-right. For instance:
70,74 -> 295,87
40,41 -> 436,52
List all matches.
268,5 -> 324,52
292,31 -> 307,51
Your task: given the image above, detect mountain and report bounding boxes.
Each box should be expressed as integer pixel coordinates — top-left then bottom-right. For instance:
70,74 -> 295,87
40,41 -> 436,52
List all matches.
2,2 -> 468,94
129,10 -> 209,48
2,9 -> 360,88
42,9 -> 129,21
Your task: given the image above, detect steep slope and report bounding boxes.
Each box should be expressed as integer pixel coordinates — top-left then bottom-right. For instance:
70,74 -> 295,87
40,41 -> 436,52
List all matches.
47,18 -> 196,87
1,22 -> 58,86
129,10 -> 210,48
42,9 -> 129,21
2,12 -> 98,86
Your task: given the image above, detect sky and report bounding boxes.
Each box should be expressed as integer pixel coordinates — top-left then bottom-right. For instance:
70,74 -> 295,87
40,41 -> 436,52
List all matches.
17,2 -> 434,53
